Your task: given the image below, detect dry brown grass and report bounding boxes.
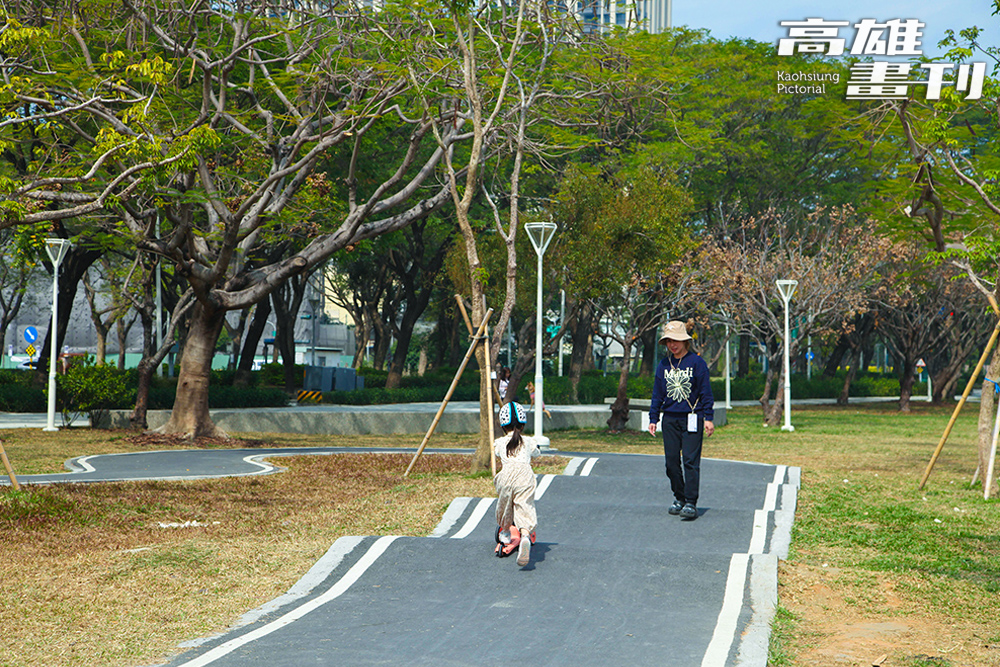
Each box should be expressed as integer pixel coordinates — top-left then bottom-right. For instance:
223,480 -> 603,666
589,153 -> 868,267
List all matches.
0,438 -> 566,667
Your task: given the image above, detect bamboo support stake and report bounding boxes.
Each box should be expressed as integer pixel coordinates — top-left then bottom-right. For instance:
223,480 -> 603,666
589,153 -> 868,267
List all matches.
0,440 -> 21,491
405,309 -> 493,477
919,315 -> 1000,489
483,322 -> 497,477
454,295 -> 474,336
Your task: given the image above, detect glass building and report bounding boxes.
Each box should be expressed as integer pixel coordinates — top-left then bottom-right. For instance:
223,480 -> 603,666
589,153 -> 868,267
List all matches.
573,0 -> 671,34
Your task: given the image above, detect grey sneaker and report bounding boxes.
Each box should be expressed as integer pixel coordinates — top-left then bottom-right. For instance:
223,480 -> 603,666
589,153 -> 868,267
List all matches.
680,503 -> 697,520
668,500 -> 683,515
517,530 -> 531,566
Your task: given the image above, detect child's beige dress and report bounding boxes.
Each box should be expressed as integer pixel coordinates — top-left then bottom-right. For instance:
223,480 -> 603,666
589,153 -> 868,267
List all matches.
493,433 -> 540,534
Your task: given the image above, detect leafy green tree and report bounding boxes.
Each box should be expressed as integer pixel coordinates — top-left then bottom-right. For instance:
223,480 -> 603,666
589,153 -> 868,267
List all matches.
0,3 -> 468,437
550,158 -> 693,431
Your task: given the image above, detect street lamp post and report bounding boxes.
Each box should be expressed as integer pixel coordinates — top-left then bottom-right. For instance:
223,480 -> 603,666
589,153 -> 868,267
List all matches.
525,221 -> 557,450
725,322 -> 732,410
776,279 -> 798,432
558,289 -> 565,377
721,309 -> 732,410
43,239 -> 71,432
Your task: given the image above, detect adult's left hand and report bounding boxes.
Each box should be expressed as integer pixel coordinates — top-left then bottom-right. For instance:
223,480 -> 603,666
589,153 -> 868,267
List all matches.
704,420 -> 715,437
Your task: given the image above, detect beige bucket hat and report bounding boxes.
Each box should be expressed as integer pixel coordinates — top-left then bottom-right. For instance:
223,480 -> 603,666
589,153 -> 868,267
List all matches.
658,320 -> 692,344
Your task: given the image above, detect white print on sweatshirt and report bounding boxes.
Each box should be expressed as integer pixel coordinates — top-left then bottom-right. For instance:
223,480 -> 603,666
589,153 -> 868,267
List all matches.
663,367 -> 693,403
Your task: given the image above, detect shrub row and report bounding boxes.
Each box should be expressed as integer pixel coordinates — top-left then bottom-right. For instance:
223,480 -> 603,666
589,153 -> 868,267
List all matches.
0,361 -> 924,413
0,364 -> 289,413
324,370 -> 925,405
325,384 -> 481,405
0,384 -> 45,412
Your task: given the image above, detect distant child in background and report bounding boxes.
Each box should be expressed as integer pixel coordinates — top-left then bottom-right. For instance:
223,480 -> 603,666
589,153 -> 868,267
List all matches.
526,381 -> 552,418
493,401 -> 539,566
497,366 -> 511,402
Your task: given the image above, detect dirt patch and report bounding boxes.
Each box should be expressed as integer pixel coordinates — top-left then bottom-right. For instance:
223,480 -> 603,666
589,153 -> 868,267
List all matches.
780,561 -> 996,666
122,432 -> 271,449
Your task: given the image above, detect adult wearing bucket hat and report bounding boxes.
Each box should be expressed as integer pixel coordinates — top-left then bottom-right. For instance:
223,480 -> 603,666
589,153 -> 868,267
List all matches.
648,320 -> 715,520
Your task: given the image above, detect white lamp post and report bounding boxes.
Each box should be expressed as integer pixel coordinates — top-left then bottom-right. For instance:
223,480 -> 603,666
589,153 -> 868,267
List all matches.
725,322 -> 732,410
776,279 -> 798,432
721,309 -> 732,410
525,221 -> 557,449
44,238 -> 71,432
558,289 -> 565,377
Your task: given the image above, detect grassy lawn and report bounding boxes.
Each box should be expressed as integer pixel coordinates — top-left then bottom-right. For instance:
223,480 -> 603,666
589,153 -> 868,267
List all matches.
1,402 -> 998,666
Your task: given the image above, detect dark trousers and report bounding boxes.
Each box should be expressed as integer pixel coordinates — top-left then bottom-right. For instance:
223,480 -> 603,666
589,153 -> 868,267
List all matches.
660,416 -> 703,505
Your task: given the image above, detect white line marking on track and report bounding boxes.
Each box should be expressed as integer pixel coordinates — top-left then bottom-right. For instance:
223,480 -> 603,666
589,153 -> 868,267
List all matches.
176,535 -> 399,667
242,455 -> 277,475
580,457 -> 598,476
228,536 -> 367,632
72,456 -> 96,474
534,474 -> 555,500
762,465 -> 785,511
451,497 -> 494,539
701,552 -> 751,667
562,457 -> 585,476
430,498 -> 473,538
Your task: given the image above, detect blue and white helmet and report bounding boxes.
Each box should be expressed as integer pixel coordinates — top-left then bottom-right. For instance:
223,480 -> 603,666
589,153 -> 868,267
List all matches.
499,401 -> 527,428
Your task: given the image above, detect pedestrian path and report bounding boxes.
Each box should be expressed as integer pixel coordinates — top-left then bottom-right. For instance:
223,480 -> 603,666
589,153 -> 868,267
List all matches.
154,451 -> 799,667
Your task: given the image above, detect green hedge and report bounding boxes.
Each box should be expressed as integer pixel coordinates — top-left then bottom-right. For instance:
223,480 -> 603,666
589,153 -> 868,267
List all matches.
0,364 -> 288,413
0,384 -> 45,412
0,362 -> 923,413
323,369 -> 923,406
325,383 -> 481,405
146,379 -> 288,409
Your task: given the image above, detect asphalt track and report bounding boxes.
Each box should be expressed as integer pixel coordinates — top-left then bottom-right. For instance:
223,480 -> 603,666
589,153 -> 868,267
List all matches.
5,446 -> 798,666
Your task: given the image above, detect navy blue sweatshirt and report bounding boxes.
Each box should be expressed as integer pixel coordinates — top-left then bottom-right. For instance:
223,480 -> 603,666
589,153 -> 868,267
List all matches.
649,351 -> 715,424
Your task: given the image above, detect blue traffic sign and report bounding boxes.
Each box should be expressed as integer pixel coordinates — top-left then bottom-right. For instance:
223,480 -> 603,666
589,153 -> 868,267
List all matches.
806,351 -> 815,361
24,326 -> 37,344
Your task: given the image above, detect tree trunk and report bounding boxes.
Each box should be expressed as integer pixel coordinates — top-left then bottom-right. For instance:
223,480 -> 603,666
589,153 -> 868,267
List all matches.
128,271 -> 156,431
471,340 -> 494,472
235,300 -> 271,387
352,316 -> 369,370
468,296 -> 493,473
838,347 -> 861,405
385,279 -> 436,388
978,349 -> 1000,497
132,357 -> 155,430
737,334 -> 750,378
371,304 -> 391,371
385,321 -> 414,389
116,314 -> 135,370
567,301 -> 594,403
639,327 -> 657,377
157,301 -> 227,438
760,360 -> 780,426
606,343 -> 632,432
274,299 -> 298,393
271,280 -> 307,394
764,371 -> 783,426
823,335 -> 850,377
931,365 -> 959,404
897,359 -> 916,412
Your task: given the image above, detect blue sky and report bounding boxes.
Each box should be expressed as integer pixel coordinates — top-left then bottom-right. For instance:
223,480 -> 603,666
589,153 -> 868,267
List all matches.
671,0 -> 999,57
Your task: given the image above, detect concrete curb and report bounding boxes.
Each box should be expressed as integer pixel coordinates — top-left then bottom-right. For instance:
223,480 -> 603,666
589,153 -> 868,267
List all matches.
99,404 -> 727,435
734,465 -> 800,666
